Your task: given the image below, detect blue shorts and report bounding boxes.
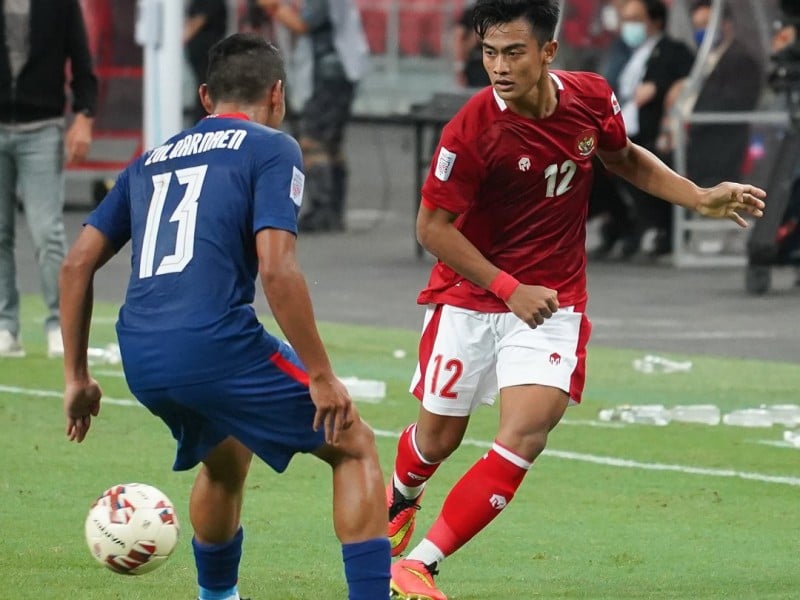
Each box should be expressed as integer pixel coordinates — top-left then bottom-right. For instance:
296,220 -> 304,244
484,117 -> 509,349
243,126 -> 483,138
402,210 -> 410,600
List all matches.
131,341 -> 325,473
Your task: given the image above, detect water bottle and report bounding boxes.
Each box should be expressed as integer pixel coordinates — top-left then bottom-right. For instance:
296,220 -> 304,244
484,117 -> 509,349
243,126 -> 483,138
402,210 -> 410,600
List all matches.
669,405 -> 721,426
632,355 -> 693,374
765,405 -> 800,427
783,430 -> 800,448
87,343 -> 121,365
722,409 -> 773,428
620,404 -> 671,426
339,377 -> 386,403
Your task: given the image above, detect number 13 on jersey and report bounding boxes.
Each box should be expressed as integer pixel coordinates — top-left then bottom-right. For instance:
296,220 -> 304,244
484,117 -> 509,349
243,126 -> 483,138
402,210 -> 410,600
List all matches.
139,165 -> 208,279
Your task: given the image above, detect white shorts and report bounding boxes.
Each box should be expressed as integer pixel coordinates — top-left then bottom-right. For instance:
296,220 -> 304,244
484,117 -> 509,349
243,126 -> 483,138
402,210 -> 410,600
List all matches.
409,303 -> 592,417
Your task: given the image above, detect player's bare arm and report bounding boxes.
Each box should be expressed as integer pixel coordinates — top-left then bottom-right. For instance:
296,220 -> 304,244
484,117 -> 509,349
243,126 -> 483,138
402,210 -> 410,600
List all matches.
59,225 -> 115,442
256,227 -> 353,444
417,201 -> 558,328
598,140 -> 766,227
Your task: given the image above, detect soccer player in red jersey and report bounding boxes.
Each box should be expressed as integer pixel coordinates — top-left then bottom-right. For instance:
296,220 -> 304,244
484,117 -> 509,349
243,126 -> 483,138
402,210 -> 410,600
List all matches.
387,1 -> 765,598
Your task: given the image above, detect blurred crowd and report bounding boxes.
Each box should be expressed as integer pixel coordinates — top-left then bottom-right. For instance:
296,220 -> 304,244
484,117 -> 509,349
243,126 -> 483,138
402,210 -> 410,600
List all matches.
75,0 -> 799,264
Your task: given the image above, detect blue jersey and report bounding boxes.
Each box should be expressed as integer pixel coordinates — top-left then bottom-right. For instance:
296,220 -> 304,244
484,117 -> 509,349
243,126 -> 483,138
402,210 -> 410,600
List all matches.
87,115 -> 305,390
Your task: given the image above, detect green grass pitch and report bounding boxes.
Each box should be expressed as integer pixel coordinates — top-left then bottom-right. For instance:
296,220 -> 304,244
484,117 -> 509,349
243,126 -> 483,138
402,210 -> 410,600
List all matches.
0,298 -> 798,599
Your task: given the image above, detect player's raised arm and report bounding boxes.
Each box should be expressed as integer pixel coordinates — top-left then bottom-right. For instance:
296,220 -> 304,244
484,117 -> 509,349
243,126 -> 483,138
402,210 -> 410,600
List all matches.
255,228 -> 353,444
598,140 -> 766,227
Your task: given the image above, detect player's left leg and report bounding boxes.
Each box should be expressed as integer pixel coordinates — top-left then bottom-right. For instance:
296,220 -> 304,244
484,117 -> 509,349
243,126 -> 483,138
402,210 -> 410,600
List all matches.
312,410 -> 391,600
394,387 -> 567,594
191,436 -> 254,600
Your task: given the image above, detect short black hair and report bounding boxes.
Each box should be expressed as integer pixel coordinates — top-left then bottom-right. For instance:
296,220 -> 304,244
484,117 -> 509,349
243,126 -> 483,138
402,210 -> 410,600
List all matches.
639,0 -> 668,31
690,0 -> 733,21
472,0 -> 561,45
206,33 -> 286,104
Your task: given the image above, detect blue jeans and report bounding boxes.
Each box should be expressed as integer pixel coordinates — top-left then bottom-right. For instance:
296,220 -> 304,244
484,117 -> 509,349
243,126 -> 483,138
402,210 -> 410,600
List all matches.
0,125 -> 67,336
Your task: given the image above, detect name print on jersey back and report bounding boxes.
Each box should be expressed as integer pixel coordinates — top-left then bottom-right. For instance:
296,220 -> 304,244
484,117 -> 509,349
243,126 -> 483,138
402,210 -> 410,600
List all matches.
144,128 -> 248,166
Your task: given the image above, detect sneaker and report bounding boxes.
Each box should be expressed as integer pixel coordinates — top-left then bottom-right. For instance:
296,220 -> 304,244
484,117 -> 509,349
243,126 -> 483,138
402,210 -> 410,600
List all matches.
390,559 -> 446,600
47,328 -> 64,359
388,483 -> 424,557
0,330 -> 25,358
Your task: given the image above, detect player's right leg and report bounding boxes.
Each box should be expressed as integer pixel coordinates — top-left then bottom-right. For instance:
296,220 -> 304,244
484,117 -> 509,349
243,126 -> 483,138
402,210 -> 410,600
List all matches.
312,411 -> 391,600
190,436 -> 253,600
388,410 -> 468,557
389,304 -> 495,558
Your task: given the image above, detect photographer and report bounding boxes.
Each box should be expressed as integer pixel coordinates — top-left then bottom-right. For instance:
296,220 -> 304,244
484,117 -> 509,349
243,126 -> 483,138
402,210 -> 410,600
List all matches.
768,2 -> 800,284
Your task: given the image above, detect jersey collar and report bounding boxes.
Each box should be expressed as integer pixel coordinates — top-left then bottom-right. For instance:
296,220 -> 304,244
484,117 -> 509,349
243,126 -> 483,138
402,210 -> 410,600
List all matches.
492,72 -> 565,112
206,112 -> 251,121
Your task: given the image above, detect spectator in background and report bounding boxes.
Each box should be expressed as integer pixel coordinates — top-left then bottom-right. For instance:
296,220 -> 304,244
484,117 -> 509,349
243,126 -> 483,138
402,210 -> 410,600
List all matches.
599,0 -> 632,93
0,0 -> 97,358
453,2 -> 490,88
683,0 -> 763,187
259,0 -> 369,233
184,0 -> 228,123
615,0 -> 694,258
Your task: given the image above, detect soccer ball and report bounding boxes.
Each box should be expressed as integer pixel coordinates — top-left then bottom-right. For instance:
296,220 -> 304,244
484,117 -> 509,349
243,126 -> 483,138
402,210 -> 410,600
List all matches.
84,483 -> 180,575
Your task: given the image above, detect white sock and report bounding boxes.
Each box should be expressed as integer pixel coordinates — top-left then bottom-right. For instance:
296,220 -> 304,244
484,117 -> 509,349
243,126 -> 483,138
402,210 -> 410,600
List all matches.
406,538 -> 445,566
393,472 -> 425,500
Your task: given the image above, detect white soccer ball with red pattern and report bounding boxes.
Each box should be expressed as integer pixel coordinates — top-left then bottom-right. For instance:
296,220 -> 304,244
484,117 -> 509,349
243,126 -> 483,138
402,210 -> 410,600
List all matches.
84,483 -> 180,575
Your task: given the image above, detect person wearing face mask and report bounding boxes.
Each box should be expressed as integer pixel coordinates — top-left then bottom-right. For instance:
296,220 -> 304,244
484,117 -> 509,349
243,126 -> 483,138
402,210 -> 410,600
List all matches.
614,0 -> 694,258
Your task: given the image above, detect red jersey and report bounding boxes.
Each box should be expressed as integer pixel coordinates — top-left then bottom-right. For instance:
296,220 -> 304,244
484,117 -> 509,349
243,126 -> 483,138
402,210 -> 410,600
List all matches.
418,70 -> 627,311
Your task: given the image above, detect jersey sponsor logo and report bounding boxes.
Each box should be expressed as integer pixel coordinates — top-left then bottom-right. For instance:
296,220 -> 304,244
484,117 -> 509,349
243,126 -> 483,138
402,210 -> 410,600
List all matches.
611,91 -> 621,115
290,166 -> 305,206
575,131 -> 597,157
518,156 -> 532,172
435,146 -> 457,181
549,352 -> 562,365
489,494 -> 508,510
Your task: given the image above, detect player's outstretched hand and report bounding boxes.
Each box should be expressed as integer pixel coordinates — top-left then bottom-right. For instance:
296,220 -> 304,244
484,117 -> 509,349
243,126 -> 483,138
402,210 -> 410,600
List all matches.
64,378 -> 102,443
696,182 -> 766,227
507,284 -> 559,329
309,374 -> 354,445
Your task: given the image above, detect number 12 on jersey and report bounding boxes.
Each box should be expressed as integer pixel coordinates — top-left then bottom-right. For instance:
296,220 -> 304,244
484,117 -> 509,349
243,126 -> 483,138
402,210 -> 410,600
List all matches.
139,165 -> 207,279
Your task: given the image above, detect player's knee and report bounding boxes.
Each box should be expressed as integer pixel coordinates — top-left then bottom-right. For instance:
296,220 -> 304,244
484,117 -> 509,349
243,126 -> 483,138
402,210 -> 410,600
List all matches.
415,430 -> 460,464
316,420 -> 379,465
497,428 -> 549,463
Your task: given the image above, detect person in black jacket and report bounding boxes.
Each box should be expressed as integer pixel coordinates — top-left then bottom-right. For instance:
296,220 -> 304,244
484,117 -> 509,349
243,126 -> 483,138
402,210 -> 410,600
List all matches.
685,0 -> 763,187
615,0 -> 694,257
184,0 -> 228,123
0,0 -> 98,358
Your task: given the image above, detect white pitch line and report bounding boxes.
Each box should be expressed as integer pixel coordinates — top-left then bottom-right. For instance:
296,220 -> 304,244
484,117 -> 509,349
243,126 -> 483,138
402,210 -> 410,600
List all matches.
2,383 -> 797,487
0,384 -> 139,407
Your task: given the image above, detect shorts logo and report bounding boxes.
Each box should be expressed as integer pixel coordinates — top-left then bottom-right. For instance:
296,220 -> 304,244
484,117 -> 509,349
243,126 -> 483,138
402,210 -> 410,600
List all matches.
575,131 -> 597,157
406,472 -> 426,481
290,166 -> 305,206
489,494 -> 508,510
611,91 -> 621,115
549,352 -> 562,365
518,156 -> 531,172
435,146 -> 457,181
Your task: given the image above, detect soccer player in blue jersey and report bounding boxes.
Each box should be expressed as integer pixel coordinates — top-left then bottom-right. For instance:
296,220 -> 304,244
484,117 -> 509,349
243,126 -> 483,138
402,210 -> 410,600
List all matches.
58,34 -> 390,600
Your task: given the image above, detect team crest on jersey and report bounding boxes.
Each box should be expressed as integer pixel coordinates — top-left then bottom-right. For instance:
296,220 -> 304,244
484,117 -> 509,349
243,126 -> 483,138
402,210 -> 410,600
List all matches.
517,156 -> 532,172
575,131 -> 597,157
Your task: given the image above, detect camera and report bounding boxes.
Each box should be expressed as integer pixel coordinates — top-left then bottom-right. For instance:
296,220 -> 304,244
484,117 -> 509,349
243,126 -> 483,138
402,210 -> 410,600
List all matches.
769,1 -> 800,124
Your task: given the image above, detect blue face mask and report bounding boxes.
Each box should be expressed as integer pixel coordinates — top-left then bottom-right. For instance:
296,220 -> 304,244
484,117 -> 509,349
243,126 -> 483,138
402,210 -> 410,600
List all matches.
621,22 -> 647,48
694,28 -> 721,48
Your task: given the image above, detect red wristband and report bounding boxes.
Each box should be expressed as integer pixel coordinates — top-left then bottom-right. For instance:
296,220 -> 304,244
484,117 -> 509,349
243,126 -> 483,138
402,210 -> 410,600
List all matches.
488,271 -> 520,302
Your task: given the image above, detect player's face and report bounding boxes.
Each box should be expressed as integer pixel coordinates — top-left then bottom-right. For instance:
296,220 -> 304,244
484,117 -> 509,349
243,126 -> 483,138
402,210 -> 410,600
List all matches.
481,18 -> 556,104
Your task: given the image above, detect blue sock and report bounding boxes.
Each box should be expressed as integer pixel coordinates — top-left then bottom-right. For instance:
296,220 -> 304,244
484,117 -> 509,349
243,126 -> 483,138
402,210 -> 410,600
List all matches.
342,537 -> 391,600
193,527 -> 243,600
